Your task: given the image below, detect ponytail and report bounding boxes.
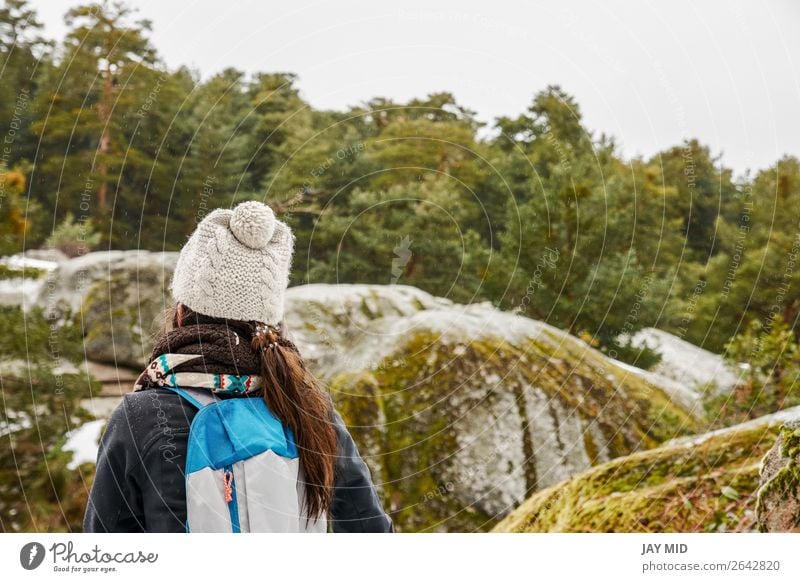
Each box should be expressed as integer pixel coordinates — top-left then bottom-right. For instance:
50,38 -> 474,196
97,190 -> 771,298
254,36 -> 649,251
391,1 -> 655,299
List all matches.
250,322 -> 337,521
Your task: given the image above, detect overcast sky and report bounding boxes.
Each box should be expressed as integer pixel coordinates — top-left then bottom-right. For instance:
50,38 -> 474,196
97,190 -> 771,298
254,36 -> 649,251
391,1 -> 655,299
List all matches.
28,0 -> 800,176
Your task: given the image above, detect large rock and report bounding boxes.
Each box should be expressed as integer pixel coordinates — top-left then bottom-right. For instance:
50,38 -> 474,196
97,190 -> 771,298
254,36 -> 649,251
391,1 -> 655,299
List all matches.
628,327 -> 742,394
756,420 -> 800,532
35,251 -> 178,369
305,287 -> 701,531
38,250 -> 179,315
283,283 -> 452,375
494,405 -> 800,533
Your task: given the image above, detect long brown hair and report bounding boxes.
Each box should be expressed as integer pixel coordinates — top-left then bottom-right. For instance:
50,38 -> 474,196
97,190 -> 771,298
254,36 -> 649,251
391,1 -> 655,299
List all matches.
166,304 -> 338,520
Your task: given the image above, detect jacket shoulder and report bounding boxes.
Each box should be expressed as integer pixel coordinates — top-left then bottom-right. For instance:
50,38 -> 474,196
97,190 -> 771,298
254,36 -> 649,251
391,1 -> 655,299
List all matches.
109,389 -> 197,455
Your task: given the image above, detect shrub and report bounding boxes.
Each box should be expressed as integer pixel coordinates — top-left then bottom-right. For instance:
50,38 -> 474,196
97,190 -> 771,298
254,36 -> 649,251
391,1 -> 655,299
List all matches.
44,213 -> 101,258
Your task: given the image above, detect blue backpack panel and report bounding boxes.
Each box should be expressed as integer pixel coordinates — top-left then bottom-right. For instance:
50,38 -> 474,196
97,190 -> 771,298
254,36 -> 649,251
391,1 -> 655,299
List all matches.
167,387 -> 327,533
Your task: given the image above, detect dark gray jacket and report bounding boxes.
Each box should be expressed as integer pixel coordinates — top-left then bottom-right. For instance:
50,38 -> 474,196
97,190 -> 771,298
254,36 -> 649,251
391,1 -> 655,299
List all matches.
84,388 -> 394,533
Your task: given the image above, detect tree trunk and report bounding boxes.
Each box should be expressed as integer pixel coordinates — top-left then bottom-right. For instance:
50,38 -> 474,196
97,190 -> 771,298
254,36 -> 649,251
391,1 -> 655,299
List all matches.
96,57 -> 113,212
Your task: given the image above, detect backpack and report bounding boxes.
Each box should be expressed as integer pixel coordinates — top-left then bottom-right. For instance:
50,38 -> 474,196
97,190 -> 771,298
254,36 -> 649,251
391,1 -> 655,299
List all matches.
166,386 -> 328,533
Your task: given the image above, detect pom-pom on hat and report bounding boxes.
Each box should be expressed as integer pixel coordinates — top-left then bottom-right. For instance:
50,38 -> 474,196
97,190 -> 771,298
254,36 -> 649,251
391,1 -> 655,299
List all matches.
171,200 -> 295,325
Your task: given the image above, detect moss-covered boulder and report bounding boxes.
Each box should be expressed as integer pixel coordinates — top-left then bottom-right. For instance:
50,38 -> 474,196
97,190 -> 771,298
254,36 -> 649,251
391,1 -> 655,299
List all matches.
36,251 -> 178,369
75,252 -> 178,369
283,283 -> 451,376
309,288 -> 701,532
38,250 -> 178,315
756,420 -> 800,532
494,406 -> 800,532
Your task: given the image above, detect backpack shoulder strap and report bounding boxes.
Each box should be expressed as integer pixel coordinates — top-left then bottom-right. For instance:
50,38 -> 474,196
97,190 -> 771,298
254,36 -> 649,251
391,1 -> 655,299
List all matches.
164,386 -> 219,408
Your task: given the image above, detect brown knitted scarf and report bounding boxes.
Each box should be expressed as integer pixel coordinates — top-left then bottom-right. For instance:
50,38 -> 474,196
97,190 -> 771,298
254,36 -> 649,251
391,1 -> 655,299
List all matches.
133,323 -> 262,393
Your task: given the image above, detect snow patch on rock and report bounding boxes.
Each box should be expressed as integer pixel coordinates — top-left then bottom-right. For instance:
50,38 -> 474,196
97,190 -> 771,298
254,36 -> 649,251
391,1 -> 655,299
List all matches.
0,278 -> 47,308
628,327 -> 742,394
666,405 -> 800,449
0,254 -> 59,308
0,410 -> 31,437
1,253 -> 61,272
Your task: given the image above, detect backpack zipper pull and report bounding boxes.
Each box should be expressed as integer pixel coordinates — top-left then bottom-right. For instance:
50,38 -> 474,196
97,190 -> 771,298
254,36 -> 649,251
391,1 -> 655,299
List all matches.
223,470 -> 234,503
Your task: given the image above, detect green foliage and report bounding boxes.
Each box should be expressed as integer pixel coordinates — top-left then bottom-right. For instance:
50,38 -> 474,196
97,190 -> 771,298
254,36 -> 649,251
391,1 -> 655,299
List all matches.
0,0 -> 799,374
0,365 -> 96,532
0,305 -> 85,364
0,166 -> 42,256
489,88 -> 677,349
301,179 -> 491,302
44,212 -> 101,258
0,303 -> 97,531
705,315 -> 800,427
604,335 -> 663,371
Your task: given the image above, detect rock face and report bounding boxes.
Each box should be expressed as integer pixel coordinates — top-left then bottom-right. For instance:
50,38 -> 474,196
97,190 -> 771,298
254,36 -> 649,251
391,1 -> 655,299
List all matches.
38,250 -> 178,315
0,252 -> 61,307
38,251 -> 179,369
494,406 -> 800,533
756,420 -> 800,532
283,284 -> 452,376
628,327 -> 742,394
286,285 -> 700,531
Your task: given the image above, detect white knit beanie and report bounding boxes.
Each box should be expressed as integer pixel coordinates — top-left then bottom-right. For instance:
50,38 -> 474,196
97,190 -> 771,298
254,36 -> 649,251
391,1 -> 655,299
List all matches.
171,200 -> 295,325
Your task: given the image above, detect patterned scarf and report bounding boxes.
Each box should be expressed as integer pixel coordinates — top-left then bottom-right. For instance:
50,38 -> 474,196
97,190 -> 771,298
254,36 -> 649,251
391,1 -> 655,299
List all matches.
133,323 -> 263,396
